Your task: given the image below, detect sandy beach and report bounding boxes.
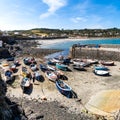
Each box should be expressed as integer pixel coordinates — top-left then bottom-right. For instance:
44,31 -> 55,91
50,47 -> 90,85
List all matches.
36,37 -> 120,47
36,38 -> 89,48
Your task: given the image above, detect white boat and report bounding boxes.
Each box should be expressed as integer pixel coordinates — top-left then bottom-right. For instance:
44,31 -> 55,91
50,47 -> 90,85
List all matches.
47,65 -> 56,71
56,80 -> 72,98
34,71 -> 41,81
45,71 -> 57,82
30,64 -> 37,71
94,70 -> 109,76
21,77 -> 31,88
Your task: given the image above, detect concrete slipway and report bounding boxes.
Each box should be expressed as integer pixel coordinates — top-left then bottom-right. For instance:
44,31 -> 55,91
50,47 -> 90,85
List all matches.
85,90 -> 120,117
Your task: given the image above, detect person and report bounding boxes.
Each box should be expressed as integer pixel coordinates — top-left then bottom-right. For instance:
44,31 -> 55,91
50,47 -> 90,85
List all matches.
32,73 -> 35,84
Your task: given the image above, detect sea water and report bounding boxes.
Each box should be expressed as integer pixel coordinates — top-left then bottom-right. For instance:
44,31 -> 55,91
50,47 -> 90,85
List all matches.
41,38 -> 120,58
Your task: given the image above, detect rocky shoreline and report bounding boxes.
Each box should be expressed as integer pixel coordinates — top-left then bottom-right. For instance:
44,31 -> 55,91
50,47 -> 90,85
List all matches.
7,96 -> 96,120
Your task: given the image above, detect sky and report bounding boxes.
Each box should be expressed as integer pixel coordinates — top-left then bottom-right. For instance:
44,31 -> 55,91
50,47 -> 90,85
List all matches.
0,0 -> 120,30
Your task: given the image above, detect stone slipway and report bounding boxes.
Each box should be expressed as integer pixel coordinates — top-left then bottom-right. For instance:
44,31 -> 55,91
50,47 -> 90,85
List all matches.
85,90 -> 120,116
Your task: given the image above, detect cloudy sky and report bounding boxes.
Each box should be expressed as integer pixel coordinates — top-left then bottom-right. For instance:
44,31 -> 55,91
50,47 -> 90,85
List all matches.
0,0 -> 120,30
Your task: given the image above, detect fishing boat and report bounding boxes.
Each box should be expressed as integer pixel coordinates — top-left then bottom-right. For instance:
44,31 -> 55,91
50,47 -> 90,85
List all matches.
87,59 -> 98,64
21,77 -> 31,89
40,64 -> 48,72
4,70 -> 13,82
23,58 -> 32,65
14,60 -> 20,66
10,64 -> 16,72
94,70 -> 109,76
30,57 -> 36,64
34,71 -> 41,81
73,64 -> 86,71
100,61 -> 114,66
47,65 -> 56,71
56,63 -> 68,71
72,59 -> 90,67
21,67 -> 31,78
56,80 -> 72,98
47,59 -> 56,65
63,57 -> 71,65
94,65 -> 108,71
52,57 -> 62,63
47,57 -> 63,65
30,64 -> 37,71
45,71 -> 57,82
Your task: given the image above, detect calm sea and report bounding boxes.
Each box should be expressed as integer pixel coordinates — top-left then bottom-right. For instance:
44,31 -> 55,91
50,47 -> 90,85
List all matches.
41,38 -> 120,58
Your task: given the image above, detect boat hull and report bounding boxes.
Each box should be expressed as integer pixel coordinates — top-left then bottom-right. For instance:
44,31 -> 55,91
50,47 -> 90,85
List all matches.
56,63 -> 68,71
94,65 -> 108,71
45,71 -> 57,82
40,64 -> 48,72
56,80 -> 72,98
100,61 -> 114,66
94,70 -> 109,76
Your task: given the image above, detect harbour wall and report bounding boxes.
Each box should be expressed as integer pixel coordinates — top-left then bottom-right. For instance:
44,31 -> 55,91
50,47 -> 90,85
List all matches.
69,45 -> 120,61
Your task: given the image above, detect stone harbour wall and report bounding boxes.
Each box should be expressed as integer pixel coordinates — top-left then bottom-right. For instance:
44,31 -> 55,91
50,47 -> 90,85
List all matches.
69,46 -> 120,61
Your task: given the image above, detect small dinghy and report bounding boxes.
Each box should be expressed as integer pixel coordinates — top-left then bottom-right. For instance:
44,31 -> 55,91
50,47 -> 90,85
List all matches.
4,70 -> 13,82
56,63 -> 68,71
56,80 -> 72,98
73,64 -> 86,71
34,71 -> 41,81
14,60 -> 20,66
47,65 -> 56,71
21,67 -> 31,78
40,64 -> 48,72
100,61 -> 114,66
23,58 -> 32,65
45,71 -> 57,82
21,77 -> 31,89
10,64 -> 16,72
94,64 -> 108,71
30,64 -> 37,71
94,70 -> 109,76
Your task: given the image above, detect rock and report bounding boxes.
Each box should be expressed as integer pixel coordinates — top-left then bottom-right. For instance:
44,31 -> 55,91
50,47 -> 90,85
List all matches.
76,98 -> 82,103
27,113 -> 37,120
19,114 -> 28,120
24,107 -> 34,116
41,96 -> 47,100
17,105 -> 24,114
36,115 -> 44,119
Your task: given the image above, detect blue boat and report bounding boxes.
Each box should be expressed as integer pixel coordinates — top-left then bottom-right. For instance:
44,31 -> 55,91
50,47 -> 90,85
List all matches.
5,70 -> 12,77
56,63 -> 68,71
56,80 -> 72,98
94,65 -> 108,71
40,64 -> 48,72
63,58 -> 71,65
4,70 -> 13,82
47,60 -> 56,65
23,58 -> 32,65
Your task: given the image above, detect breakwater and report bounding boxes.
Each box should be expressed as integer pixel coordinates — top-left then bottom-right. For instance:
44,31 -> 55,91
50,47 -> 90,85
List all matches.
69,45 -> 120,61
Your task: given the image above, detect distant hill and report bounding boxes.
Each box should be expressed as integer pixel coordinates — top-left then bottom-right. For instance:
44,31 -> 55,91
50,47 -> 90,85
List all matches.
2,27 -> 120,39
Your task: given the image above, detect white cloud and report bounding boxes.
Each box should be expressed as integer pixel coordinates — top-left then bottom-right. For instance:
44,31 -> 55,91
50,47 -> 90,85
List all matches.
71,17 -> 87,23
75,0 -> 90,14
40,0 -> 67,19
